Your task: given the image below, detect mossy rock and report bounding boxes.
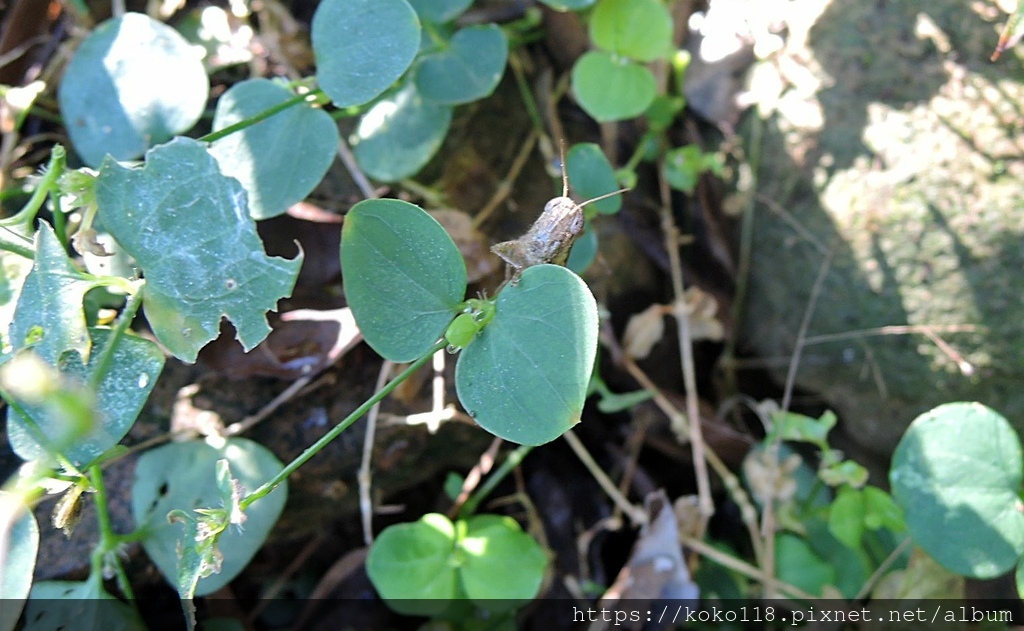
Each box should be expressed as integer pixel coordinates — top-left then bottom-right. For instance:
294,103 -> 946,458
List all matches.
739,0 -> 1024,463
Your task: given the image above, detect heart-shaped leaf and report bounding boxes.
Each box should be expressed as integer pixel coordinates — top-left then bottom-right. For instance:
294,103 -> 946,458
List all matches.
341,199 -> 466,361
571,51 -> 656,122
208,79 -> 339,219
352,82 -> 452,182
312,0 -> 420,108
132,438 -> 287,596
456,264 -> 598,445
96,137 -> 303,362
459,514 -> 547,608
413,25 -> 508,105
7,328 -> 163,466
23,580 -> 144,631
58,13 -> 209,167
890,402 -> 1024,578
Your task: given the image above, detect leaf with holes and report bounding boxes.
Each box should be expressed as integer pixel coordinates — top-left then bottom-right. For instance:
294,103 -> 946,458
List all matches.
58,13 -> 209,167
208,79 -> 339,220
132,438 -> 286,596
312,0 -> 420,108
456,264 -> 597,445
96,137 -> 302,362
7,328 -> 163,466
341,199 -> 466,361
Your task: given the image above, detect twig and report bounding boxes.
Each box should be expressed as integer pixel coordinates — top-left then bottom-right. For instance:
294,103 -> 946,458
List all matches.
336,136 -> 378,200
657,166 -> 714,529
562,429 -> 648,526
472,129 -> 538,228
448,437 -> 502,519
780,249 -> 834,413
358,360 -> 393,545
680,533 -> 817,601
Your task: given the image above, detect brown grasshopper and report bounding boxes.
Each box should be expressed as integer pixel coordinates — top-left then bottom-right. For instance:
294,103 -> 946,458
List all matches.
491,148 -> 628,282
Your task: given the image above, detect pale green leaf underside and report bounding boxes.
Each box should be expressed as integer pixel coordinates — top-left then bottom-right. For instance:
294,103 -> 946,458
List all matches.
456,264 -> 598,446
96,137 -> 303,362
131,438 -> 287,596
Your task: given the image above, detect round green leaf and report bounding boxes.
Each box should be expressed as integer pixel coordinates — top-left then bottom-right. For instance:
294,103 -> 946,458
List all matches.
408,0 -> 472,24
565,221 -> 597,273
366,513 -> 458,615
571,52 -> 656,122
341,199 -> 467,362
132,438 -> 287,596
589,0 -> 673,62
459,514 -> 547,610
352,82 -> 452,181
24,581 -> 143,631
209,79 -> 339,220
775,532 -> 835,597
58,13 -> 208,167
0,493 -> 37,631
312,0 -> 420,108
567,143 -> 621,215
456,264 -> 598,446
828,486 -> 865,550
890,402 -> 1024,579
538,0 -> 595,10
414,25 -> 508,105
7,329 -> 164,467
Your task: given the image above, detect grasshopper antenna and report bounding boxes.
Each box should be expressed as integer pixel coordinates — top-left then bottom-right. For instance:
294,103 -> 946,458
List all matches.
559,139 -> 569,197
579,187 -> 631,208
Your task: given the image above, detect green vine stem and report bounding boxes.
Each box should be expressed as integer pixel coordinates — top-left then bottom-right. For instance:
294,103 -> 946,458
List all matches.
457,444 -> 532,519
198,90 -> 322,144
0,145 -> 66,230
88,464 -> 136,601
86,287 -> 143,390
240,339 -> 448,510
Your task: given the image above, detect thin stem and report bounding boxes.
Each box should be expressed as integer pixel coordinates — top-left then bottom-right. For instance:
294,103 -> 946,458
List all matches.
358,360 -> 393,546
89,465 -> 135,600
1,145 -> 65,229
562,429 -> 648,526
458,443 -> 532,519
0,225 -> 34,259
198,92 -> 317,144
780,249 -> 833,412
88,288 -> 143,390
241,341 -> 446,510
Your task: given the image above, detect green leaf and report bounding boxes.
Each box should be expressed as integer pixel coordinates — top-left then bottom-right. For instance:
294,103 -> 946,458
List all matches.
459,514 -> 547,609
352,82 -> 452,182
7,328 -> 163,466
775,532 -> 835,597
0,492 -> 38,631
571,52 -> 656,122
828,486 -> 865,550
565,222 -> 597,273
96,137 -> 303,362
58,13 -> 209,167
862,486 -> 904,532
769,410 -> 836,451
414,25 -> 508,105
890,402 -> 1024,579
0,230 -> 34,354
538,0 -> 595,10
131,438 -> 287,596
663,144 -> 725,194
596,388 -> 654,414
312,0 -> 421,108
9,223 -> 97,363
408,0 -> 472,24
341,199 -> 466,361
589,0 -> 673,62
208,79 -> 339,220
456,264 -> 598,446
366,513 -> 458,615
24,580 -> 144,631
566,143 -> 621,215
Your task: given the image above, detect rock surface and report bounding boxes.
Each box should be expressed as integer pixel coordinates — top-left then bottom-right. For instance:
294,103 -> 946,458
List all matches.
739,0 -> 1024,464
